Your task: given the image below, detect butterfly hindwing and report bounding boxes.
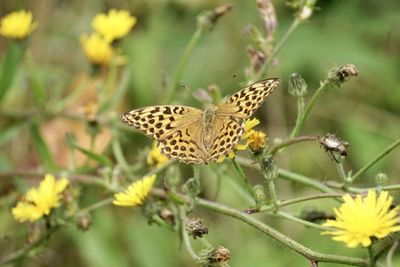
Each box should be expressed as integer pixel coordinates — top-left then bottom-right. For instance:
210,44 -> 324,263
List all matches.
158,123 -> 207,164
209,116 -> 244,162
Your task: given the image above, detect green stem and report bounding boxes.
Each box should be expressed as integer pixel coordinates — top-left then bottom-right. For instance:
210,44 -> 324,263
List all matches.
231,158 -> 255,199
276,211 -> 327,230
278,169 -> 337,193
350,137 -> 400,183
0,226 -> 59,265
290,79 -> 329,138
386,240 -> 398,267
165,27 -> 204,103
336,161 -> 351,186
276,193 -> 343,209
368,246 -> 375,267
269,135 -> 316,156
197,198 -> 368,266
180,207 -> 200,262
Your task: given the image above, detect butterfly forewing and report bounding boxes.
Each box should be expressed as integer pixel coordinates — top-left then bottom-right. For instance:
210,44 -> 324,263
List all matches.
121,105 -> 203,140
217,78 -> 280,118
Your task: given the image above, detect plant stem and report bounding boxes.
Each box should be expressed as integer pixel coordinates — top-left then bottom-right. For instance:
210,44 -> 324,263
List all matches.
231,158 -> 255,199
350,137 -> 400,183
269,135 -> 317,156
165,27 -> 204,103
276,193 -> 343,209
197,197 -> 368,266
180,207 -> 200,262
278,169 -> 337,193
368,246 -> 375,267
276,211 -> 327,230
290,79 -> 329,138
386,240 -> 398,267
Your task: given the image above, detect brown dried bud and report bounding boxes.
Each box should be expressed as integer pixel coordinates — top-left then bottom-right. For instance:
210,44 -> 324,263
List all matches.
247,46 -> 266,73
76,213 -> 92,231
208,246 -> 231,264
158,208 -> 175,225
327,64 -> 359,87
257,0 -> 277,39
197,4 -> 233,31
185,218 -> 208,239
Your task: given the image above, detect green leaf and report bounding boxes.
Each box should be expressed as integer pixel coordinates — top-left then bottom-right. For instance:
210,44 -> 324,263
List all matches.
30,122 -> 56,170
66,133 -> 113,167
27,50 -> 46,110
0,41 -> 24,103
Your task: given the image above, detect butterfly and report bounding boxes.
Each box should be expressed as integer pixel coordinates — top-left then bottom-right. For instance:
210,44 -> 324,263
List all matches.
121,78 -> 280,164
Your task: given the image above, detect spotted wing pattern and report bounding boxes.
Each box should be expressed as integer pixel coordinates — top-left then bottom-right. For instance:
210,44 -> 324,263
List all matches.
121,78 -> 280,164
157,123 -> 208,164
209,116 -> 244,162
217,78 -> 280,118
121,105 -> 202,140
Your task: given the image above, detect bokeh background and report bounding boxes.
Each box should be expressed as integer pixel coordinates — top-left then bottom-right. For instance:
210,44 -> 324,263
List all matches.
0,0 -> 399,266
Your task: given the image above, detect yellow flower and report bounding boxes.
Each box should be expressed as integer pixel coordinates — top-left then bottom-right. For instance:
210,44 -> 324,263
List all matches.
217,118 -> 260,162
92,9 -> 136,42
113,175 -> 156,207
322,190 -> 400,248
0,10 -> 38,39
12,174 -> 69,223
80,33 -> 114,66
248,130 -> 267,152
147,142 -> 169,168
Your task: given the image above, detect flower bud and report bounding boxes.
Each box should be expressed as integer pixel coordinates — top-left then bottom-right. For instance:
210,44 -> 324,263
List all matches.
261,156 -> 278,180
197,4 -> 233,31
375,173 -> 388,186
200,245 -> 231,265
288,73 -> 308,97
257,0 -> 277,38
185,218 -> 208,239
253,184 -> 266,203
76,213 -> 92,231
327,64 -> 359,87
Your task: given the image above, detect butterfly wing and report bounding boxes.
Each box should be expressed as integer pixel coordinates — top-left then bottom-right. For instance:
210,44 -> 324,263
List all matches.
207,78 -> 279,161
121,105 -> 203,140
217,78 -> 280,118
121,105 -> 208,164
158,122 -> 208,164
208,116 -> 244,162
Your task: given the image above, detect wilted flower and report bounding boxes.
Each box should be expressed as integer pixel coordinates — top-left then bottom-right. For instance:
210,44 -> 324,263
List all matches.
327,64 -> 359,87
113,175 -> 156,207
80,33 -> 114,66
12,174 -> 69,223
185,218 -> 209,239
92,9 -> 136,42
0,10 -> 38,39
322,190 -> 400,248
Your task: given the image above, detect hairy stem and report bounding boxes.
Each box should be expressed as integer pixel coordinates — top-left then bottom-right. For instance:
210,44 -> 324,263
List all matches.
350,137 -> 400,183
290,79 -> 329,138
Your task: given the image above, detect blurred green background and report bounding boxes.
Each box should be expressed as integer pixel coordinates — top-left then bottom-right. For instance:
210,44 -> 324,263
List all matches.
1,0 -> 399,266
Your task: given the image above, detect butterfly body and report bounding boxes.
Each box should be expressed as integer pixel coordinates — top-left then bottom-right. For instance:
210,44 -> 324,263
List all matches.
121,78 -> 280,164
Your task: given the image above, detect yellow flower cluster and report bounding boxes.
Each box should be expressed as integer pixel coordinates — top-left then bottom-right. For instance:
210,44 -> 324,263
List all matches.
12,174 -> 69,223
81,9 -> 136,66
113,175 -> 156,207
323,190 -> 400,248
218,118 -> 267,162
147,142 -> 170,168
0,10 -> 38,39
